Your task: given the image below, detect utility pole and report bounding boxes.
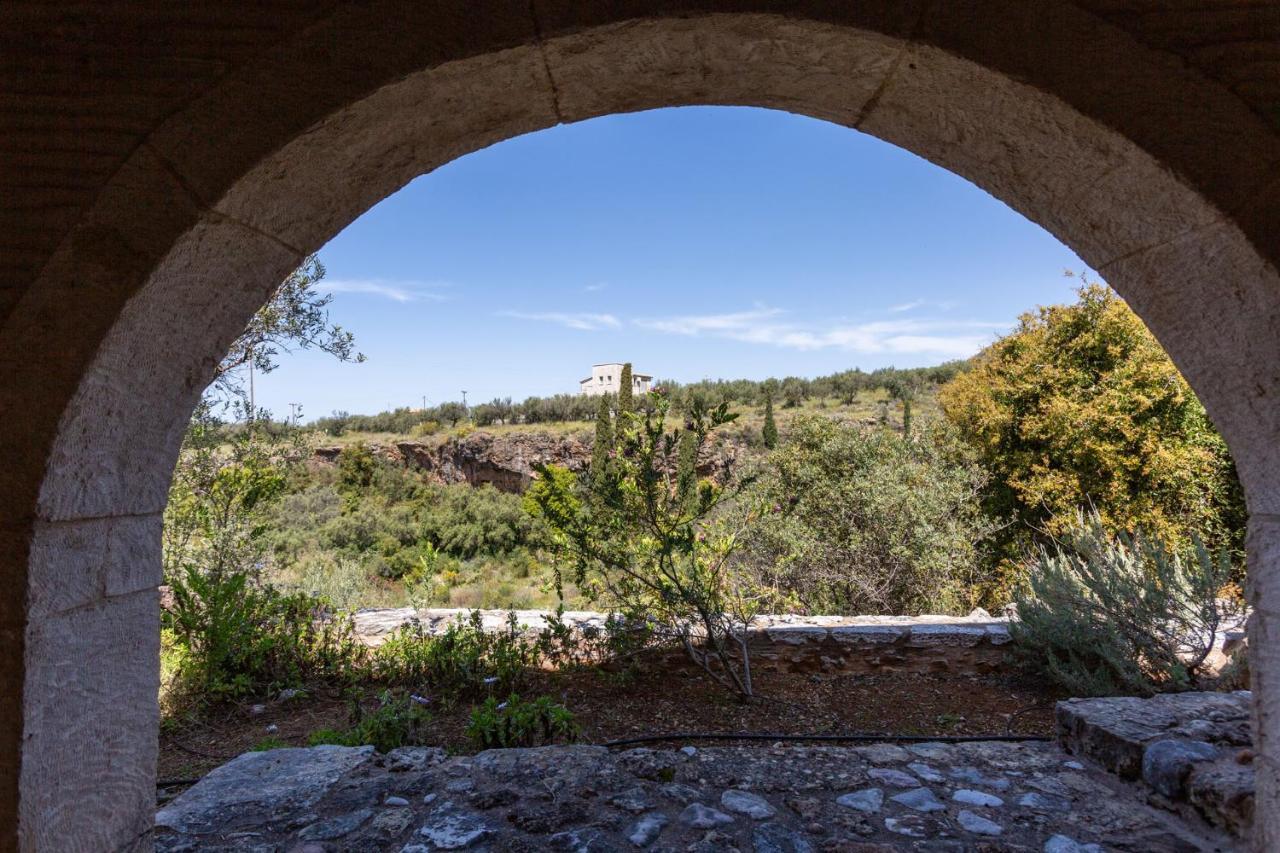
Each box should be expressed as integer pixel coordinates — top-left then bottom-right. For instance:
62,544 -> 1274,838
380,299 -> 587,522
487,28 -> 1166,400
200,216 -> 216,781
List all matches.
461,390 -> 469,421
247,345 -> 255,423
288,402 -> 302,426
423,395 -> 427,411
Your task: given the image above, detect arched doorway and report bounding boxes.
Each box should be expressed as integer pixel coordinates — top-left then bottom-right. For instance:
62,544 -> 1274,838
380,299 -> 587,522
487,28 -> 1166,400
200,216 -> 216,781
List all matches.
4,6 -> 1278,850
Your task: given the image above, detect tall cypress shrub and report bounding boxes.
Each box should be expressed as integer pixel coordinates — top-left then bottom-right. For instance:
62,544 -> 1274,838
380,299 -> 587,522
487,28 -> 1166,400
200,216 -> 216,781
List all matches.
590,393 -> 613,484
762,396 -> 778,450
618,363 -> 634,415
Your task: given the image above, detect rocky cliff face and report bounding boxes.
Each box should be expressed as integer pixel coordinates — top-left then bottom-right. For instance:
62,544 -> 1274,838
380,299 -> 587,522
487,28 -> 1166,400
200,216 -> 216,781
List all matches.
397,432 -> 591,493
314,430 -> 744,493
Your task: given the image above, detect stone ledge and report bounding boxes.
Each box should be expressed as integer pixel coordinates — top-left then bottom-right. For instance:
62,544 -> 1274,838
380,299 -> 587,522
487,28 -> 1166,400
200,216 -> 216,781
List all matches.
349,607 -> 1017,676
1055,691 -> 1254,838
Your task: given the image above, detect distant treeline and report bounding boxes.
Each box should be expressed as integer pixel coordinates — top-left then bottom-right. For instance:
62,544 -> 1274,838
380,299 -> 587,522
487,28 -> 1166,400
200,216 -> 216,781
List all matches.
309,362 -> 968,436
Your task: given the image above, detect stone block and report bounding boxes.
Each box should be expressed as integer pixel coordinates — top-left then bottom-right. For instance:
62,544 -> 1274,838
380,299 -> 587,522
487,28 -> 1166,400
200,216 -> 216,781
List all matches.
831,625 -> 908,645
26,514 -> 161,619
20,589 -> 160,851
1187,758 -> 1256,838
1141,739 -> 1218,799
906,624 -> 987,647
765,626 -> 830,645
156,745 -> 375,835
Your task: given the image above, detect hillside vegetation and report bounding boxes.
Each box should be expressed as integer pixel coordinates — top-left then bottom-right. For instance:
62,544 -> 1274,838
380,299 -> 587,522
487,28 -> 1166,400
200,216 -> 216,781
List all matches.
161,281 -> 1247,712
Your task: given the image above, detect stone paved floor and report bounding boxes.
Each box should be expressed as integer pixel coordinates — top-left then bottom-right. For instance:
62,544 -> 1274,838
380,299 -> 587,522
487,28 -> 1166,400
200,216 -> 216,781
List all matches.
155,739 -> 1237,852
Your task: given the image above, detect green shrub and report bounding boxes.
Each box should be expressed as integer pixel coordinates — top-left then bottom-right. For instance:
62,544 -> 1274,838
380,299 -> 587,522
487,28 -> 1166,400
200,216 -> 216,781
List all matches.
165,566 -> 366,702
1012,511 -> 1239,696
466,694 -> 578,750
535,606 -> 656,670
308,691 -> 432,752
285,555 -> 371,612
527,395 -> 763,698
419,483 -> 544,558
371,610 -> 535,699
337,442 -> 378,494
743,416 -> 995,614
940,280 -> 1245,568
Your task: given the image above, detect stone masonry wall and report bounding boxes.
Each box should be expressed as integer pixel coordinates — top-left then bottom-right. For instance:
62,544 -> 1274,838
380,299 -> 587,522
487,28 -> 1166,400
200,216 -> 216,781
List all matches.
350,608 -> 1015,677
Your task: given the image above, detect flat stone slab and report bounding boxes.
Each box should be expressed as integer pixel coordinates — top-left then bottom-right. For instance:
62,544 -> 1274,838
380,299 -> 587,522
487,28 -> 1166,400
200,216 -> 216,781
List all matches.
156,741 -> 1235,851
350,606 -> 1013,647
155,745 -> 375,835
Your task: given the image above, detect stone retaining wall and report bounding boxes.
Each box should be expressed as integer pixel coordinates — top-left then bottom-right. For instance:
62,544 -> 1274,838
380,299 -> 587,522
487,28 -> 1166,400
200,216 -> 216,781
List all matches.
350,608 -> 1016,677
1056,691 -> 1255,840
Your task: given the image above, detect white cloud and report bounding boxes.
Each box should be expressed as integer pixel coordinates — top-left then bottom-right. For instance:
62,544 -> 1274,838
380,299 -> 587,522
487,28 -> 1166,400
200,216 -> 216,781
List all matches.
635,306 -> 1003,357
583,282 -> 609,292
888,299 -> 926,313
502,311 -> 622,331
635,307 -> 785,337
889,298 -> 957,313
324,278 -> 451,303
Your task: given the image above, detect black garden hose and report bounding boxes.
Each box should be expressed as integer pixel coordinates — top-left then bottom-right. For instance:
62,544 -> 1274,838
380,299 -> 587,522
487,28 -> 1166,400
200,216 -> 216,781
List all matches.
601,731 -> 1052,748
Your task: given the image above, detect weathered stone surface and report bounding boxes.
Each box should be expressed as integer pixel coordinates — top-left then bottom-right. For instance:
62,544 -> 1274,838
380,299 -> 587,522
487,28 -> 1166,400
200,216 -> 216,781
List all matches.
856,744 -> 912,765
949,766 -> 1011,791
1044,835 -> 1104,853
626,812 -> 668,847
954,789 -> 1004,807
1058,692 -> 1253,779
889,787 -> 945,812
836,789 -> 884,814
155,745 -> 374,835
907,624 -> 988,647
297,807 -> 372,840
417,805 -> 494,849
679,802 -> 735,828
1143,739 -> 1219,799
867,768 -> 919,789
1187,759 -> 1256,838
957,809 -> 1003,835
153,741 -> 1225,851
1056,691 -> 1254,837
1019,792 -> 1071,813
906,761 -> 945,783
752,821 -> 816,853
720,788 -> 776,819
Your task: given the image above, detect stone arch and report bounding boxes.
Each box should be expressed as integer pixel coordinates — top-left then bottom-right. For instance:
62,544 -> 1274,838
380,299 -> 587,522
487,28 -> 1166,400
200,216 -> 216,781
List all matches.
3,4 -> 1279,850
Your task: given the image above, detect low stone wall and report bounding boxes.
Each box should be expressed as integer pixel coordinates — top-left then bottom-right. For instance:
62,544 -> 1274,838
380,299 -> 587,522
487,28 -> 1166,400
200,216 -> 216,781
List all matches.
350,608 -> 1016,676
1056,691 -> 1255,839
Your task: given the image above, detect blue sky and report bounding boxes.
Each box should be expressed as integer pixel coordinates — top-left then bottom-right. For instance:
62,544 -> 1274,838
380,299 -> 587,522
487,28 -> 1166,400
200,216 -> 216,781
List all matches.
252,106 -> 1087,419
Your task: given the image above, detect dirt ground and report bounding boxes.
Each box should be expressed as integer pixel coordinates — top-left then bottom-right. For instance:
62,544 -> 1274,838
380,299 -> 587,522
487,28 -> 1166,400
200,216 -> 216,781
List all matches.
158,661 -> 1058,786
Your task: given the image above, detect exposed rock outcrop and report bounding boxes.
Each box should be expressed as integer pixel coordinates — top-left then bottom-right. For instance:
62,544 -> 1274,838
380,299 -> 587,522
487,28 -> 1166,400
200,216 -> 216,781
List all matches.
314,430 -> 743,493
397,432 -> 590,493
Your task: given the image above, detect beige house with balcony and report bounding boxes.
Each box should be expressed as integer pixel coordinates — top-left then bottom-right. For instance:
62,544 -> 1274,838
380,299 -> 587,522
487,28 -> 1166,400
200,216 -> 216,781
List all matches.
579,363 -> 652,397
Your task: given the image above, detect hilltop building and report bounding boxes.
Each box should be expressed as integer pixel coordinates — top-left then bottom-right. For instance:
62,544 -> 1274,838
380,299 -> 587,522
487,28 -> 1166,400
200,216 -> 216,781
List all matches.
579,363 -> 652,397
